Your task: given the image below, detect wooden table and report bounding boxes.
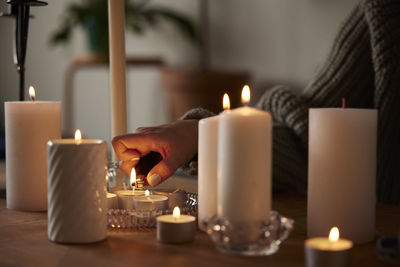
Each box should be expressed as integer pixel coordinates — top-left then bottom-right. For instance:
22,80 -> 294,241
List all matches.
0,195 -> 398,267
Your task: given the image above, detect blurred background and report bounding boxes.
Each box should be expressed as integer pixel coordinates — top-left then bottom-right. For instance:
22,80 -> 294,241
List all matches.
0,0 -> 358,154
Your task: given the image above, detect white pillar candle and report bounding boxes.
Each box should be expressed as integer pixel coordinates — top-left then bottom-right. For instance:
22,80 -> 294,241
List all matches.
108,0 -> 127,160
218,87 -> 272,236
5,87 -> 61,211
157,207 -> 196,244
305,227 -> 353,267
308,108 -> 377,244
198,94 -> 230,230
198,115 -> 219,230
47,131 -> 108,243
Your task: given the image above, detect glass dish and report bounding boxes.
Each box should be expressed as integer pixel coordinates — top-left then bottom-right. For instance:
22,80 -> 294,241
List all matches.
108,192 -> 198,229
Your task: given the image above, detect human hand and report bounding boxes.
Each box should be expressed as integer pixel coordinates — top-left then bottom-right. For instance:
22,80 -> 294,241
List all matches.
112,120 -> 198,186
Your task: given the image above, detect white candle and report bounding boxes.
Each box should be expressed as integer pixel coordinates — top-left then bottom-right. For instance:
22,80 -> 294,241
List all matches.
5,86 -> 61,211
115,168 -> 145,209
133,190 -> 168,210
198,94 -> 230,230
218,86 -> 272,237
107,192 -> 118,209
108,0 -> 127,160
47,130 -> 108,243
305,227 -> 353,267
157,206 -> 196,243
308,108 -> 377,244
116,190 -> 145,209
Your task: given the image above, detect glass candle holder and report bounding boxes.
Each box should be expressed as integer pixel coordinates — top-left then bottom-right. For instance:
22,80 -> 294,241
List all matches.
205,211 -> 294,256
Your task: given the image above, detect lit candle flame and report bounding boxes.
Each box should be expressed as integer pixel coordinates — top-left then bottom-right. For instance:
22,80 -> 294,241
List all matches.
145,190 -> 150,197
173,206 -> 180,219
329,227 -> 339,242
74,129 -> 82,145
241,85 -> 250,105
29,86 -> 36,102
130,168 -> 136,188
223,93 -> 230,111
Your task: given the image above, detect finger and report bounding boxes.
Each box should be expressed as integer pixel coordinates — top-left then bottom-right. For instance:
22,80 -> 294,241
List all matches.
147,156 -> 181,187
120,159 -> 140,175
112,138 -> 141,161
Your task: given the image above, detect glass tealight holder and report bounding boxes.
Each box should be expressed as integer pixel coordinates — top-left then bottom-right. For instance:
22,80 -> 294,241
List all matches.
205,211 -> 294,256
107,161 -> 129,189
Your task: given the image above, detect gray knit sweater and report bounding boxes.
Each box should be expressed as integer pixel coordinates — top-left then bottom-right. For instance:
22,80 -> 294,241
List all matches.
182,0 -> 400,204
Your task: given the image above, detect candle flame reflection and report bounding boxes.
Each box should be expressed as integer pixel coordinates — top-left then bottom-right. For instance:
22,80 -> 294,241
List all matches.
223,93 -> 230,111
329,227 -> 339,242
241,85 -> 250,104
173,206 -> 180,219
74,129 -> 82,145
29,86 -> 36,102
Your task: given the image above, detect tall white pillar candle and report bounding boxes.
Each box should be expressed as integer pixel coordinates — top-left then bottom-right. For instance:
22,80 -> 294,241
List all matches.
47,136 -> 108,243
5,100 -> 61,211
218,106 -> 272,232
108,0 -> 127,160
198,115 -> 219,230
308,108 -> 377,244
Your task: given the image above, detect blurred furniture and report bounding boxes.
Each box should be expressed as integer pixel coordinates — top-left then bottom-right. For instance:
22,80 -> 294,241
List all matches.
63,54 -> 164,136
162,69 -> 250,120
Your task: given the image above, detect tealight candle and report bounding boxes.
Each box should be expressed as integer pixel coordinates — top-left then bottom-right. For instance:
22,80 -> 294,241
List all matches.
133,190 -> 168,210
305,227 -> 353,267
157,206 -> 196,244
115,168 -> 145,209
107,193 -> 118,209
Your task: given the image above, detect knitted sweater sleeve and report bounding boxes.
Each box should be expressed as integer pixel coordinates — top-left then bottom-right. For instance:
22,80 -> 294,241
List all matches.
255,86 -> 309,146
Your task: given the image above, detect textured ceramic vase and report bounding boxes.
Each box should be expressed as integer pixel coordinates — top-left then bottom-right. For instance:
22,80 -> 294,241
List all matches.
47,139 -> 108,243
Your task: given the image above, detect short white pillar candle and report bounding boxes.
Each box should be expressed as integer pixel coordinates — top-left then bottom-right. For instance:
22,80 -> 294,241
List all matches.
47,130 -> 108,243
157,206 -> 196,244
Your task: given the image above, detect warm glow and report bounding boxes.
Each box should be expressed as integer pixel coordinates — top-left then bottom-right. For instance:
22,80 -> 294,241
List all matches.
329,227 -> 340,242
173,206 -> 180,219
145,190 -> 150,197
241,85 -> 251,104
130,168 -> 136,186
74,129 -> 82,144
223,93 -> 230,111
29,86 -> 36,101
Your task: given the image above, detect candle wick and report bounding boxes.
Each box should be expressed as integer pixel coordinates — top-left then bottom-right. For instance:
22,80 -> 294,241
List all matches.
342,98 -> 346,109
